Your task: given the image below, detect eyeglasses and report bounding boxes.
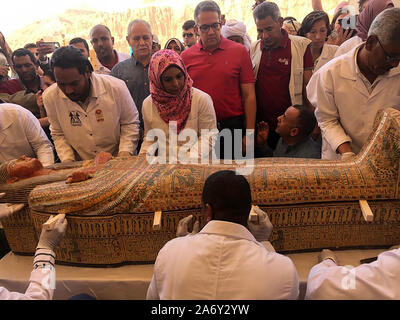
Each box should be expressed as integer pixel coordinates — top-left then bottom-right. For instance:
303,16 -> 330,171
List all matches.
197,22 -> 221,33
377,37 -> 400,63
183,33 -> 194,38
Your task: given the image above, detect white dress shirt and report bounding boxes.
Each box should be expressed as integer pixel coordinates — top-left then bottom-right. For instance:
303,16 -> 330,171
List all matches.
43,73 -> 140,162
0,248 -> 55,300
313,44 -> 338,73
305,248 -> 400,300
307,44 -> 400,159
139,88 -> 218,161
147,220 -> 299,300
0,103 -> 54,166
93,51 -> 131,75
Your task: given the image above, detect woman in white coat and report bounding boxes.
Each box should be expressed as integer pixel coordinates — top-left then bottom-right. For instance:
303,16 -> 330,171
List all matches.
298,11 -> 338,73
139,49 -> 217,162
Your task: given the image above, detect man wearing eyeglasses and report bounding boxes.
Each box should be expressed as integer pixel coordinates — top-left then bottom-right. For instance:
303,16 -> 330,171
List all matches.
307,8 -> 400,160
181,1 -> 256,160
182,20 -> 198,49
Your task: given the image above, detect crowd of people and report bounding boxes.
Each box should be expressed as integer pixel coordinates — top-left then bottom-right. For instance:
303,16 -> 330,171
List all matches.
0,0 -> 400,300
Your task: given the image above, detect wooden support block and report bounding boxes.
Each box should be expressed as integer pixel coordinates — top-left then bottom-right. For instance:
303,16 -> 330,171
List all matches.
43,213 -> 64,230
153,211 -> 162,230
249,205 -> 259,222
359,200 -> 374,222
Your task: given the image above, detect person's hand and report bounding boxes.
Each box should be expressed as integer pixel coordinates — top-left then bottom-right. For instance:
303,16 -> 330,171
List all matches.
0,65 -> 9,79
311,125 -> 321,141
256,121 -> 269,146
176,215 -> 200,237
318,249 -> 339,264
247,205 -> 273,242
36,90 -> 44,108
0,203 -> 25,219
117,151 -> 131,158
341,152 -> 356,160
36,40 -> 54,60
37,214 -> 67,251
328,27 -> 353,46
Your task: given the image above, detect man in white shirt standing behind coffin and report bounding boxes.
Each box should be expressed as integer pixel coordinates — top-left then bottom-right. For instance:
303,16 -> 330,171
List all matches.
307,8 -> 400,160
147,170 -> 299,300
43,46 -> 140,162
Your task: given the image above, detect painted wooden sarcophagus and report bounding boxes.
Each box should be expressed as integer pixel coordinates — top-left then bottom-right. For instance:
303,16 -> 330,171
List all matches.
1,108 -> 400,266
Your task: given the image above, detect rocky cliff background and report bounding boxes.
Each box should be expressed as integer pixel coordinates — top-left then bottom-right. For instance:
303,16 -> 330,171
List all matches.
5,0 -> 400,54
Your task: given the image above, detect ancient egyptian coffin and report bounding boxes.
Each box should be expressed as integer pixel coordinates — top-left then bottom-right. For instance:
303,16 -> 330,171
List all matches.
1,108 -> 400,266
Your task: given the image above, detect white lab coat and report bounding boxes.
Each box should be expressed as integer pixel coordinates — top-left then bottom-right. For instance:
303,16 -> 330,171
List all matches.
147,220 -> 299,300
305,248 -> 400,300
0,103 -> 54,166
307,44 -> 400,159
139,88 -> 218,160
0,248 -> 55,300
43,73 -> 140,162
334,35 -> 363,58
313,44 -> 338,73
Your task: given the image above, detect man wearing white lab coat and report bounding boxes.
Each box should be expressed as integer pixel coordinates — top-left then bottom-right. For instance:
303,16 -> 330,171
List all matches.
146,170 -> 299,300
0,103 -> 54,166
43,46 -> 140,162
307,8 -> 400,160
305,248 -> 400,299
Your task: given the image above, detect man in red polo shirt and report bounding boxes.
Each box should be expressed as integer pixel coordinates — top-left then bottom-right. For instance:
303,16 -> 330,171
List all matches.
251,2 -> 314,150
181,0 -> 256,160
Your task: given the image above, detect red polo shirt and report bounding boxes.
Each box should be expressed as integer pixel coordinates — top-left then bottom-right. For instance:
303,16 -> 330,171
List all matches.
256,29 -> 313,131
0,78 -> 24,94
181,36 -> 255,121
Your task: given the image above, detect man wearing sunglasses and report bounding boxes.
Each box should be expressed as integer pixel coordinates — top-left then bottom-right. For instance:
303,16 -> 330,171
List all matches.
182,20 -> 198,49
307,8 -> 400,160
181,1 -> 256,160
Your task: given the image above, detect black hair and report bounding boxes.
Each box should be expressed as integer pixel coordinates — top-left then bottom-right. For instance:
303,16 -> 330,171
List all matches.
283,16 -> 297,22
182,20 -> 196,30
43,69 -> 56,82
50,46 -> 93,74
202,170 -> 252,226
69,37 -> 90,53
194,1 -> 221,23
292,105 -> 317,137
298,11 -> 331,37
12,48 -> 37,65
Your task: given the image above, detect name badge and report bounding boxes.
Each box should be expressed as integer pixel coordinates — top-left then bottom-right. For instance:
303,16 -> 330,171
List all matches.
95,109 -> 104,122
69,111 -> 82,126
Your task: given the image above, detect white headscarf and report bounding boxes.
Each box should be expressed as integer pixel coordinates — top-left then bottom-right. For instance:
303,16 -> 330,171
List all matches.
221,19 -> 251,51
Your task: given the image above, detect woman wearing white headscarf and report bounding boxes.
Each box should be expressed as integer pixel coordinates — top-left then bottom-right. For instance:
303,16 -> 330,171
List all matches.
221,19 -> 252,51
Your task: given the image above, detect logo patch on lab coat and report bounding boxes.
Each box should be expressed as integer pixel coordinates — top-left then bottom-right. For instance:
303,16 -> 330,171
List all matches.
69,111 -> 82,126
95,109 -> 104,122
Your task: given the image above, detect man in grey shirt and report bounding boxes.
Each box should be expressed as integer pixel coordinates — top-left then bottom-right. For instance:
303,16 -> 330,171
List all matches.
110,20 -> 153,151
256,104 -> 321,159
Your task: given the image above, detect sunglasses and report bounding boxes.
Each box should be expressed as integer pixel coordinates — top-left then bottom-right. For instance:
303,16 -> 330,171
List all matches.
377,37 -> 400,63
183,33 -> 194,38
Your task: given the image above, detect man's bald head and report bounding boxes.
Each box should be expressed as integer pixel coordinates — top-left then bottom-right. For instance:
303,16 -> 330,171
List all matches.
90,24 -> 112,38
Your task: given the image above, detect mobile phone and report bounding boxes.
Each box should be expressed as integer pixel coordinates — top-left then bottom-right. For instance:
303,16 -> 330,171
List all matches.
38,41 -> 60,50
338,16 -> 357,30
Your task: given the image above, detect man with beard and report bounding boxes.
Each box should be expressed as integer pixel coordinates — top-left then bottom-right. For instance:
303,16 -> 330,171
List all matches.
90,25 -> 130,75
0,49 -> 43,95
43,46 -> 140,162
